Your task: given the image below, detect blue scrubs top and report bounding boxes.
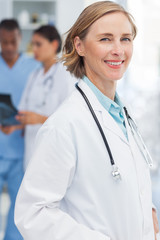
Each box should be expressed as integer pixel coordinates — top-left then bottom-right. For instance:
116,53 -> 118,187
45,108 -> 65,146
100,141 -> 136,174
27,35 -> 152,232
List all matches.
83,76 -> 127,138
0,53 -> 39,160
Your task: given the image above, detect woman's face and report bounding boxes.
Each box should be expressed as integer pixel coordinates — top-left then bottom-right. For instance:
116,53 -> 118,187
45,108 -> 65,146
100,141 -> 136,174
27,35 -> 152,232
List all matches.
75,12 -> 133,88
31,33 -> 58,62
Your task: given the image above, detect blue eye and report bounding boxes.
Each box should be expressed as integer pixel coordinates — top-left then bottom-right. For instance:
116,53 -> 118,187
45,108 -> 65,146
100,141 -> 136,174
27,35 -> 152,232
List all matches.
100,38 -> 110,41
122,38 -> 131,41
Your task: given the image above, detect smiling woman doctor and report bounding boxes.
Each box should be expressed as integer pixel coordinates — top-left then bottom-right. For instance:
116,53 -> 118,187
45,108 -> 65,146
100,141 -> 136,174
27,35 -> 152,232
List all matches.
15,1 -> 159,240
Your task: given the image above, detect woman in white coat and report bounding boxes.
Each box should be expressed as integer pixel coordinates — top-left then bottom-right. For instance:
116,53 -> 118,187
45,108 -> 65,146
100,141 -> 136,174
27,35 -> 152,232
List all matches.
15,1 -> 159,240
6,25 -> 76,169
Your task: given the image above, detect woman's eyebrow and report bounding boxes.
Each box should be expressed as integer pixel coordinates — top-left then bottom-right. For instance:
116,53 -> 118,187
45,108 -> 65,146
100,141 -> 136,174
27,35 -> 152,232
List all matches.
96,33 -> 132,38
96,33 -> 113,37
122,33 -> 133,37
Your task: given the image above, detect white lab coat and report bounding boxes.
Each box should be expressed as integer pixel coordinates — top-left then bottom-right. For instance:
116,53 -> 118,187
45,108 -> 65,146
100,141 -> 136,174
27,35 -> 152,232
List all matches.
19,62 -> 76,169
15,80 -> 154,240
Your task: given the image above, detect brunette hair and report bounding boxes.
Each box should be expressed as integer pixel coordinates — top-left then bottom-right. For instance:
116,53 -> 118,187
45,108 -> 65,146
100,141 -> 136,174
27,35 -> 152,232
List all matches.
34,25 -> 62,53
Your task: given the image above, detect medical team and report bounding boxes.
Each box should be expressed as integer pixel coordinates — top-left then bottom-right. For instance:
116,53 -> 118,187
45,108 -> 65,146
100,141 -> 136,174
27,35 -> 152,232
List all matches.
0,21 -> 76,240
0,1 -> 160,240
0,19 -> 39,240
2,25 -> 76,170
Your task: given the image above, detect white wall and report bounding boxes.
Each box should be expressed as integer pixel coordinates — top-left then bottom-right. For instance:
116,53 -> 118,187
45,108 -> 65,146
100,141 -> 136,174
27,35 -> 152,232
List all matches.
127,0 -> 160,91
56,0 -> 84,35
0,0 -> 12,20
84,0 -> 127,7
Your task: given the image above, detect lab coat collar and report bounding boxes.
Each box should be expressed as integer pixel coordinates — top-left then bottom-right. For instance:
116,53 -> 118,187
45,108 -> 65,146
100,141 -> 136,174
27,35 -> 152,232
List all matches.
77,80 -> 129,145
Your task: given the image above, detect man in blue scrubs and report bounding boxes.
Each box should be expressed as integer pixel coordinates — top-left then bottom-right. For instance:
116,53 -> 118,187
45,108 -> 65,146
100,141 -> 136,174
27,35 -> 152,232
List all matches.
0,19 -> 39,240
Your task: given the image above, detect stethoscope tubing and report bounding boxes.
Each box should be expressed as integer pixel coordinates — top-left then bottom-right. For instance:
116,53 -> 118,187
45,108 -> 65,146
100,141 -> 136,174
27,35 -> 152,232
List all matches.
76,83 -> 115,165
124,107 -> 153,167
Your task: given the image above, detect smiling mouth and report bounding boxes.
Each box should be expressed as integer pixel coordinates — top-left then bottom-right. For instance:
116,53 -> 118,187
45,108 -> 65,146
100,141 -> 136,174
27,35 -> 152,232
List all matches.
105,60 -> 124,66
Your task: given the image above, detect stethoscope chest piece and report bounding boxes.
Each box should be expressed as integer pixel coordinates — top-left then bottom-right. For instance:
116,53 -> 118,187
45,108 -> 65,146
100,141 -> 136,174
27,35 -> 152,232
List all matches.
111,165 -> 121,180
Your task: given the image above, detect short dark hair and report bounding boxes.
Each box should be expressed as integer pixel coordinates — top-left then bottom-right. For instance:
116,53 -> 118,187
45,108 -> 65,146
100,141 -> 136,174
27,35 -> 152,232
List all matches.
0,19 -> 21,32
34,25 -> 62,53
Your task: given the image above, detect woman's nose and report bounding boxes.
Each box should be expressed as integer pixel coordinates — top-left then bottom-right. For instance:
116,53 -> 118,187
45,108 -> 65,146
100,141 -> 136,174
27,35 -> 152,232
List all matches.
32,45 -> 38,54
110,42 -> 124,56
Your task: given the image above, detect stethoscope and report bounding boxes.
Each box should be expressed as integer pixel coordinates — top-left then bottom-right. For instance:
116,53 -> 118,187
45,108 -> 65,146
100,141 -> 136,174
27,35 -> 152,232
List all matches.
25,63 -> 59,108
76,83 -> 153,181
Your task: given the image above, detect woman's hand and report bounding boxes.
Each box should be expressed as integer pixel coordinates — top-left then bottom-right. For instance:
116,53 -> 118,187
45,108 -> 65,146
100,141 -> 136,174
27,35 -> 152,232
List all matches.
16,111 -> 48,125
152,208 -> 159,240
0,125 -> 23,135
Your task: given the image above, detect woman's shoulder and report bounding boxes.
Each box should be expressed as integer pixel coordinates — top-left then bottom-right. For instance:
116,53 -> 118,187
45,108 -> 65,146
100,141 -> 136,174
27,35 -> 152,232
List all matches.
56,61 -> 66,70
28,65 -> 43,80
35,90 -> 82,141
44,89 -> 86,126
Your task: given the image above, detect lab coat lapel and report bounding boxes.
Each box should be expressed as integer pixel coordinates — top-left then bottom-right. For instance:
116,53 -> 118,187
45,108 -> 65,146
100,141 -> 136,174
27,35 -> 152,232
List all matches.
123,108 -> 144,173
101,110 -> 129,145
122,108 -> 136,149
78,80 -> 129,146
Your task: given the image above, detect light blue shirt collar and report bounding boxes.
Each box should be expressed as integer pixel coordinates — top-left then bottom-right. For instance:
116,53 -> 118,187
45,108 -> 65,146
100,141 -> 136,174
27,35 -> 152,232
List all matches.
83,76 -> 124,111
82,76 -> 127,138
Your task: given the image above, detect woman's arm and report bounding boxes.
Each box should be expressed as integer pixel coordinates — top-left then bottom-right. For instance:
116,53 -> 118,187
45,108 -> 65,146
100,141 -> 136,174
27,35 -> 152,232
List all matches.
16,111 -> 48,125
15,124 -> 109,240
0,124 -> 24,134
152,208 -> 159,240
0,110 -> 47,135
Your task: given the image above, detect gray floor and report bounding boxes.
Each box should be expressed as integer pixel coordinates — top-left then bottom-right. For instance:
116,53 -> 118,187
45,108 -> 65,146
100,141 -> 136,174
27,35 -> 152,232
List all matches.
0,192 -> 10,240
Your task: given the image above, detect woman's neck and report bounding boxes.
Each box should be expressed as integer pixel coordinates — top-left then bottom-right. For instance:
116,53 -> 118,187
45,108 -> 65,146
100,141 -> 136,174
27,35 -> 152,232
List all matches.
86,75 -> 117,100
43,58 -> 57,73
97,81 -> 117,100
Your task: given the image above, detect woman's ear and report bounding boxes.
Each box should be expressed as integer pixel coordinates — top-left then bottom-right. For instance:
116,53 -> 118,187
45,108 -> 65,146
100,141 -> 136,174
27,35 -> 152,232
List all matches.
52,40 -> 59,53
74,36 -> 85,56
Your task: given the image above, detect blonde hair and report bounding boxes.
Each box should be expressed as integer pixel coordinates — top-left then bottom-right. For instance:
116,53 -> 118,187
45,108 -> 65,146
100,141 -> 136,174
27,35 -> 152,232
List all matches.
62,1 -> 137,79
